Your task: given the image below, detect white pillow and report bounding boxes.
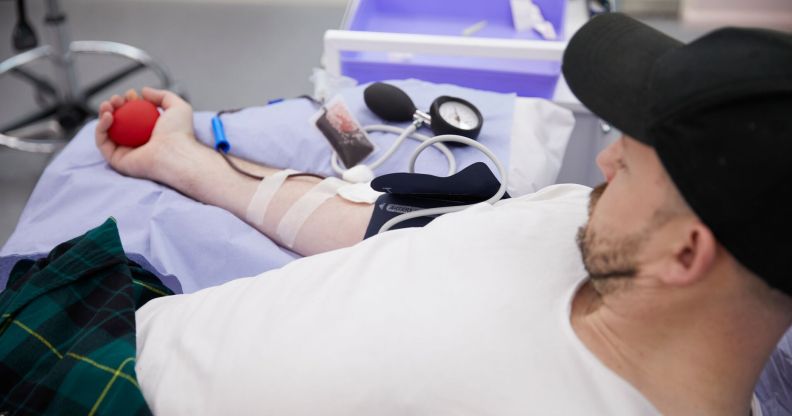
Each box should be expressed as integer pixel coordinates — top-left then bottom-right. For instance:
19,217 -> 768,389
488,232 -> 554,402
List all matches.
507,97 -> 575,196
135,185 -> 607,415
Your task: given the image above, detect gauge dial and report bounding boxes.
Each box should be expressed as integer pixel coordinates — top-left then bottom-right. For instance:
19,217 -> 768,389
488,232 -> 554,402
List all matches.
429,96 -> 484,141
429,96 -> 484,144
438,101 -> 480,131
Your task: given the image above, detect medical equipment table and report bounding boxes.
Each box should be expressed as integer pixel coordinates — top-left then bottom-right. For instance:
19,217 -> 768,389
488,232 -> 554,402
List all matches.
323,0 -> 619,187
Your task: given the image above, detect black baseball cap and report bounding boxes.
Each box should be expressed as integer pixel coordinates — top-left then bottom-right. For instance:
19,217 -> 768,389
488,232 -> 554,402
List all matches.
562,13 -> 792,294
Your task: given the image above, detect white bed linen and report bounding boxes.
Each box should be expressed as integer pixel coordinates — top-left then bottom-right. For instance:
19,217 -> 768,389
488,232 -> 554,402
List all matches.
1,81 -> 575,295
135,184 -> 658,415
508,97 -> 575,195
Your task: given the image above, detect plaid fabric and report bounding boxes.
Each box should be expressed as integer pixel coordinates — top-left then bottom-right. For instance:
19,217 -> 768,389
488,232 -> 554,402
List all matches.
0,218 -> 173,415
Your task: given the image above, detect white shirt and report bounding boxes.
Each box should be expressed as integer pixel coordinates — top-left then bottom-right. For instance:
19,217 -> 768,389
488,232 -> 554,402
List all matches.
135,184 -> 659,415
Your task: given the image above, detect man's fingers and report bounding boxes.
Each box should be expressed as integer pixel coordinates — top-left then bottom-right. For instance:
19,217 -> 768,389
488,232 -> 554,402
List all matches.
95,112 -> 117,162
99,101 -> 113,116
141,87 -> 188,110
140,87 -> 165,105
97,111 -> 113,133
125,89 -> 139,101
104,90 -> 135,113
110,94 -> 125,109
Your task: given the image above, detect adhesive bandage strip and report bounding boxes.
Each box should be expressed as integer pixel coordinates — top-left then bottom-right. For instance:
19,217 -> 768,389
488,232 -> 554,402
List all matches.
245,169 -> 299,226
276,177 -> 347,248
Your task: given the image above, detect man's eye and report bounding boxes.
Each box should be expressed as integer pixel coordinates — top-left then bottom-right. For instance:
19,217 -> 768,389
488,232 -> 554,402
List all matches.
616,160 -> 628,170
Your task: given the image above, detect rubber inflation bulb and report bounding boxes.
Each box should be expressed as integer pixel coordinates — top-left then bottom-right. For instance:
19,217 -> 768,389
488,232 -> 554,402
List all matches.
363,82 -> 417,122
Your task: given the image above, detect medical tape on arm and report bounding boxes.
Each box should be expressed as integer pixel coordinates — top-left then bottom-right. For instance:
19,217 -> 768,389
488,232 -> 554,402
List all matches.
245,169 -> 299,226
275,177 -> 348,248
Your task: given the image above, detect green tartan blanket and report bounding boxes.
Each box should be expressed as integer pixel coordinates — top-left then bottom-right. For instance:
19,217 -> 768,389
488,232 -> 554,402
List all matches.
0,218 -> 173,415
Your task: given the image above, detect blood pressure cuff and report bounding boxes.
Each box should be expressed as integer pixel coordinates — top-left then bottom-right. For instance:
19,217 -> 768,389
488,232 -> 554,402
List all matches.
364,162 -> 509,238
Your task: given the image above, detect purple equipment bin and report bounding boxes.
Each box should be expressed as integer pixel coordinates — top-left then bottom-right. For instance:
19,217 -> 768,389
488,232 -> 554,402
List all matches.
341,0 -> 566,98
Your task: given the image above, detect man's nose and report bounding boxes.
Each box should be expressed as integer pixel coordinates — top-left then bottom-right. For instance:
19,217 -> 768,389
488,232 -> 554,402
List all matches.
596,139 -> 620,182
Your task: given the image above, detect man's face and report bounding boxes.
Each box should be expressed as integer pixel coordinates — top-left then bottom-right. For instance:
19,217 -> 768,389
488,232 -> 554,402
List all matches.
577,136 -> 683,293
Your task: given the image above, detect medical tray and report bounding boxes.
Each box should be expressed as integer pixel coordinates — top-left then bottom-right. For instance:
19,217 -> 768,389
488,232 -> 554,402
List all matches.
339,0 -> 566,98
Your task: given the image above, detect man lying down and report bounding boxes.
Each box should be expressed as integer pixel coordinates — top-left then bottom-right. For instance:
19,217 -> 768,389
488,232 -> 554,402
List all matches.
91,14 -> 790,415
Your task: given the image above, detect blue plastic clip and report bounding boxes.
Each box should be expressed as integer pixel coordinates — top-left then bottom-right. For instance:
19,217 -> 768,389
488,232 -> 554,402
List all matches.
267,98 -> 285,105
211,115 -> 230,153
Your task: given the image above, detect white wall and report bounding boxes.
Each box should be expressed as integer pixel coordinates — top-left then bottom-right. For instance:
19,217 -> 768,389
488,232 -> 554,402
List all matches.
682,0 -> 792,29
620,0 -> 679,16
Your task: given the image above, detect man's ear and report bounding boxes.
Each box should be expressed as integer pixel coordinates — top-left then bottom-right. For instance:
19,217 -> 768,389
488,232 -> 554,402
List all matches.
660,221 -> 717,287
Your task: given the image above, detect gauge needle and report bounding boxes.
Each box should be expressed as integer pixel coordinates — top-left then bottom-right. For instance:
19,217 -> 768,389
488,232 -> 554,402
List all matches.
454,108 -> 462,123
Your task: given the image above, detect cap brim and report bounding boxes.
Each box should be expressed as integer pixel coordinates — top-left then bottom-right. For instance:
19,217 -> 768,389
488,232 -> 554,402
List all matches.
562,13 -> 683,144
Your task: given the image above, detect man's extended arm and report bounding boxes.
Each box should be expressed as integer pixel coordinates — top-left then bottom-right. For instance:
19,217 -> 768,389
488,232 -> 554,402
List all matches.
95,88 -> 373,257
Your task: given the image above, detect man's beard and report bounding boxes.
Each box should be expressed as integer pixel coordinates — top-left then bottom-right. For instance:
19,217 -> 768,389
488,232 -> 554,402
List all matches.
576,183 -> 647,295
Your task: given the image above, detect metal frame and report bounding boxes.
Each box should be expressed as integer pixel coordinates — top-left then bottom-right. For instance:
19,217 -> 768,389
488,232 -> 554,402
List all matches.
323,30 -> 566,77
0,0 -> 178,153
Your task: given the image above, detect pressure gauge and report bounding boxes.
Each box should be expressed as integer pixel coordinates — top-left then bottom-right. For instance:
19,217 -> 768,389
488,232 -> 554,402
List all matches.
429,96 -> 484,140
362,83 -> 485,143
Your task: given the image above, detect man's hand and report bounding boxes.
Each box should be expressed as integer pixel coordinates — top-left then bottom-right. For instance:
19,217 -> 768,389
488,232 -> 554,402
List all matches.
95,87 -> 198,181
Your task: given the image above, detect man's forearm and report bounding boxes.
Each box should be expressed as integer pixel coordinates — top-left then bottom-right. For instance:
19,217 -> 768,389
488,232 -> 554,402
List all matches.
150,136 -> 374,256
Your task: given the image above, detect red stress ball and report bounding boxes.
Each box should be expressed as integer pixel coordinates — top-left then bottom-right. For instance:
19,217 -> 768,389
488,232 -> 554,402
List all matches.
107,99 -> 160,147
